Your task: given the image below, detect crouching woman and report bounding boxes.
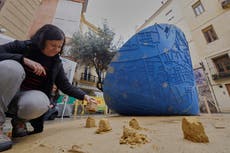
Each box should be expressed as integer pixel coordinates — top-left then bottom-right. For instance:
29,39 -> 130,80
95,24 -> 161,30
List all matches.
0,24 -> 96,151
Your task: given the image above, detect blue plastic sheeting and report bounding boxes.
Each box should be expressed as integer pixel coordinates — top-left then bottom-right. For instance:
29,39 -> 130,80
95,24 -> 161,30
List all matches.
103,24 -> 199,115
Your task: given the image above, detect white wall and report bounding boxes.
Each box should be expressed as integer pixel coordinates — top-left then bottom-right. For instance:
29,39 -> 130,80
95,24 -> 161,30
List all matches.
53,0 -> 82,37
213,84 -> 230,112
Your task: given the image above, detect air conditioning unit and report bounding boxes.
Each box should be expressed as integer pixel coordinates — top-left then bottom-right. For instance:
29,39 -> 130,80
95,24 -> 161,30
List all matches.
222,0 -> 230,9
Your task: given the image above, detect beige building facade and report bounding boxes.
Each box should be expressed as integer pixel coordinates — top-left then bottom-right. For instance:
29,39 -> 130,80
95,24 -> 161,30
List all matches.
0,0 -> 42,40
181,0 -> 230,112
72,1 -> 105,94
137,0 -> 230,112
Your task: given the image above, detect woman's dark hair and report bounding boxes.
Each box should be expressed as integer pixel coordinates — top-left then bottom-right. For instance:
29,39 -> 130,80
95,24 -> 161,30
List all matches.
30,24 -> 66,54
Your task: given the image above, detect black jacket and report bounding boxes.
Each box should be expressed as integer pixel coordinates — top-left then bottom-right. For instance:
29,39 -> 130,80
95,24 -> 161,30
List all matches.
0,40 -> 86,100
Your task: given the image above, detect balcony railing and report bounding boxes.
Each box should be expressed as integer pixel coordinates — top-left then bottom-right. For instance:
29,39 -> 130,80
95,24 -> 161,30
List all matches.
80,73 -> 97,83
212,71 -> 230,80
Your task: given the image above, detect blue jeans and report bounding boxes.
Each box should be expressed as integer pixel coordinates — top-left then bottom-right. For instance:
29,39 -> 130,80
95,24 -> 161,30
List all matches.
0,60 -> 49,125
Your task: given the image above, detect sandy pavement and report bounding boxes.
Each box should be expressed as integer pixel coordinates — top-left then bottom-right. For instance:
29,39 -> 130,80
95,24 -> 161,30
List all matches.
4,114 -> 230,153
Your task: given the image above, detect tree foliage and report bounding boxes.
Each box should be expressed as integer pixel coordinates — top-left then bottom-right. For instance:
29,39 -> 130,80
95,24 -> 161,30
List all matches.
70,22 -> 121,91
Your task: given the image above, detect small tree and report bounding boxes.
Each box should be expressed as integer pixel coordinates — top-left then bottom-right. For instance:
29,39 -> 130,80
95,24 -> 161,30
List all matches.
70,22 -> 121,91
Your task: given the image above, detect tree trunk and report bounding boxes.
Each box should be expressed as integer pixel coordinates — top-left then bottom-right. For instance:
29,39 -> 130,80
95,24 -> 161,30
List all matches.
96,68 -> 103,91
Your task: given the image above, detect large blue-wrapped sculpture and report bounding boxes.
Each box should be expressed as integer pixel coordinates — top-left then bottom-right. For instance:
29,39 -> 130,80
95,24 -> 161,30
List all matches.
103,24 -> 199,115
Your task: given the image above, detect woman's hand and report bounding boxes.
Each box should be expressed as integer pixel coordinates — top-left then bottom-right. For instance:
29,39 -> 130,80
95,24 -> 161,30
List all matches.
49,104 -> 54,109
23,57 -> 46,76
84,95 -> 98,112
84,95 -> 95,102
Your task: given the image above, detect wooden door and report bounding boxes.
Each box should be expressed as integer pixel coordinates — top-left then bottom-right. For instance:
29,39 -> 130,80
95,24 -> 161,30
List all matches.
226,84 -> 230,96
